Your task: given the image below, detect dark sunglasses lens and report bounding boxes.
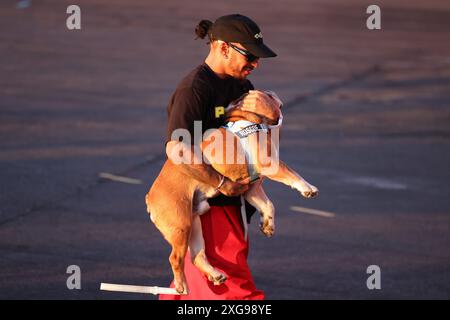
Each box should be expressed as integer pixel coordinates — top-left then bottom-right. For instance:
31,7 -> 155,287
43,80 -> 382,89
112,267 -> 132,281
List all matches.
247,54 -> 258,63
229,43 -> 259,62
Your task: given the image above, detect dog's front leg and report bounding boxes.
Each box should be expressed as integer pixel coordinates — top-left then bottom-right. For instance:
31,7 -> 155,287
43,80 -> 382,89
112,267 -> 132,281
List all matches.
245,179 -> 275,237
248,131 -> 318,198
265,160 -> 319,198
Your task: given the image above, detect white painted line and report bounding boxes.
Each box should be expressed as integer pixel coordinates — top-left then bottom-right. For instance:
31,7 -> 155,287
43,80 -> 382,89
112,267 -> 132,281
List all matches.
100,283 -> 180,295
16,0 -> 31,9
343,176 -> 407,190
99,172 -> 142,184
290,206 -> 336,218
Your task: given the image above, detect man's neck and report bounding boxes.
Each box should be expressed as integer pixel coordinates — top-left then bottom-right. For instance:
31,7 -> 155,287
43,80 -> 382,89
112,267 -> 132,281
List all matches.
204,55 -> 229,79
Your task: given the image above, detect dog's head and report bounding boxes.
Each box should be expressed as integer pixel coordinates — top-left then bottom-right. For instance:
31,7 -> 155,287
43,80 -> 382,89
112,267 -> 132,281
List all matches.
225,90 -> 282,124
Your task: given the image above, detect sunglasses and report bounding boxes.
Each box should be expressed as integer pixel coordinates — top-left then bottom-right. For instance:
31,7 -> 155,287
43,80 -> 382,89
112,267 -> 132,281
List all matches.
227,43 -> 259,63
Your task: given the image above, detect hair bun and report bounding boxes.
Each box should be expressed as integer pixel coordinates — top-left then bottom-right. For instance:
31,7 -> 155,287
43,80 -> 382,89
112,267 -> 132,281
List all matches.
195,20 -> 213,39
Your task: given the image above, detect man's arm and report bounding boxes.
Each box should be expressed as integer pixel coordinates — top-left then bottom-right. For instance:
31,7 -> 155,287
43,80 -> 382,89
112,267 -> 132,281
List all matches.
166,140 -> 249,196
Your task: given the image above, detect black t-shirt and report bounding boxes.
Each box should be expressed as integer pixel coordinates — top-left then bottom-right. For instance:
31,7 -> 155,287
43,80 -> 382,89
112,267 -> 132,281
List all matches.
166,63 -> 255,212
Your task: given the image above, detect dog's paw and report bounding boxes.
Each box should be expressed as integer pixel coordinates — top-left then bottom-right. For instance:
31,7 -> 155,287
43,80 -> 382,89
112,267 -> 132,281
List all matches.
298,183 -> 319,199
260,215 -> 275,237
207,270 -> 227,285
174,280 -> 189,295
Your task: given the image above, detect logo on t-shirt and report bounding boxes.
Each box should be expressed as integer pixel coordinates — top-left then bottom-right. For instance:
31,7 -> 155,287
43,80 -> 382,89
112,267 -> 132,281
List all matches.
215,106 -> 225,118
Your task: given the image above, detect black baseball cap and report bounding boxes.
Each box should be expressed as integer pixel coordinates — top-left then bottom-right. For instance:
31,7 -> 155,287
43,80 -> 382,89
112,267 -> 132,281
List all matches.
210,14 -> 277,58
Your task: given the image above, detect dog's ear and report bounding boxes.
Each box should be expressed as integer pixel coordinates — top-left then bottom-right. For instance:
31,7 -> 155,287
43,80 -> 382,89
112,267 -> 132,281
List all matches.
264,90 -> 283,109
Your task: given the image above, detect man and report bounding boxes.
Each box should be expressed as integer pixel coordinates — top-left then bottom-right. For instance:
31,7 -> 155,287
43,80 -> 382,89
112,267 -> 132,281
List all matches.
159,14 -> 280,300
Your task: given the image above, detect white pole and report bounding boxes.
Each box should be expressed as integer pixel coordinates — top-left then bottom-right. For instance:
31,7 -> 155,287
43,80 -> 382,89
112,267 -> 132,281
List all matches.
100,283 -> 180,295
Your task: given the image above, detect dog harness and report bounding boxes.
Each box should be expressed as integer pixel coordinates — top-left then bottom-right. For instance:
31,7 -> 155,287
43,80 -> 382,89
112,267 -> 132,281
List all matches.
223,114 -> 283,183
223,114 -> 282,241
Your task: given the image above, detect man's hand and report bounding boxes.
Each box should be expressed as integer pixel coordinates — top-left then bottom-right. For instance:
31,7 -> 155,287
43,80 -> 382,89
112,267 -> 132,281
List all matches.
241,90 -> 281,124
218,177 -> 250,197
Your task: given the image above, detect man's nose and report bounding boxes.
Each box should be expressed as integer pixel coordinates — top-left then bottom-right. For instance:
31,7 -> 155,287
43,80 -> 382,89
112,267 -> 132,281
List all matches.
250,59 -> 260,69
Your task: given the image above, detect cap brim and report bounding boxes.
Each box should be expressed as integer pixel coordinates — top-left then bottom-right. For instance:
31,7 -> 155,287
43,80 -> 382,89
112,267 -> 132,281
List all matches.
243,42 -> 277,58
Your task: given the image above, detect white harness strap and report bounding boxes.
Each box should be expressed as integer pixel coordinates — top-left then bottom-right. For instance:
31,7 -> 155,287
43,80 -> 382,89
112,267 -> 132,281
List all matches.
240,195 -> 248,241
223,113 -> 283,238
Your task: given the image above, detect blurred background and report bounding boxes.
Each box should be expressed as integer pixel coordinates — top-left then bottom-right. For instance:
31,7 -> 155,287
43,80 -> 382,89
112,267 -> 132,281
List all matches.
0,0 -> 449,299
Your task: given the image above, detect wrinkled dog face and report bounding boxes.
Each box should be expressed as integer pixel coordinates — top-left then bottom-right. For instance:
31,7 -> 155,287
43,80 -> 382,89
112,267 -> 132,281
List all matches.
226,90 -> 283,112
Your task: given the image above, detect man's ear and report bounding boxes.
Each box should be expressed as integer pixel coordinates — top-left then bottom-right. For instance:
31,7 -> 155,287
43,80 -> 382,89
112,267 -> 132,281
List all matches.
219,41 -> 229,59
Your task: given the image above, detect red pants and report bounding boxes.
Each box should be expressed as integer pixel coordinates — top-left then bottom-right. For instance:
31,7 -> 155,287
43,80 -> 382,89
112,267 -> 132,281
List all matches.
159,205 -> 264,300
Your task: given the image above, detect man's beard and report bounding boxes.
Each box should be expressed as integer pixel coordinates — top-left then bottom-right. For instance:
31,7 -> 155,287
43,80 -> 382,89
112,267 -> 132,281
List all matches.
235,65 -> 254,79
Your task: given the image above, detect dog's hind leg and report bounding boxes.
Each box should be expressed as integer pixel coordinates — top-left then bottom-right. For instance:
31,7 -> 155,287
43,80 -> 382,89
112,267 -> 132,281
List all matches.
168,226 -> 190,294
189,214 -> 227,285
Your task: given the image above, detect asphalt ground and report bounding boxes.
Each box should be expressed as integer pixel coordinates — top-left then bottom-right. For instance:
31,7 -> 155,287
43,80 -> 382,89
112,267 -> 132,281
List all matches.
0,0 -> 449,299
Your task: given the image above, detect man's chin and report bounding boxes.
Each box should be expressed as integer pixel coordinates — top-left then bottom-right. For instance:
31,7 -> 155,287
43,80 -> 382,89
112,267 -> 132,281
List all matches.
232,69 -> 251,80
237,72 -> 251,80
242,69 -> 252,77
